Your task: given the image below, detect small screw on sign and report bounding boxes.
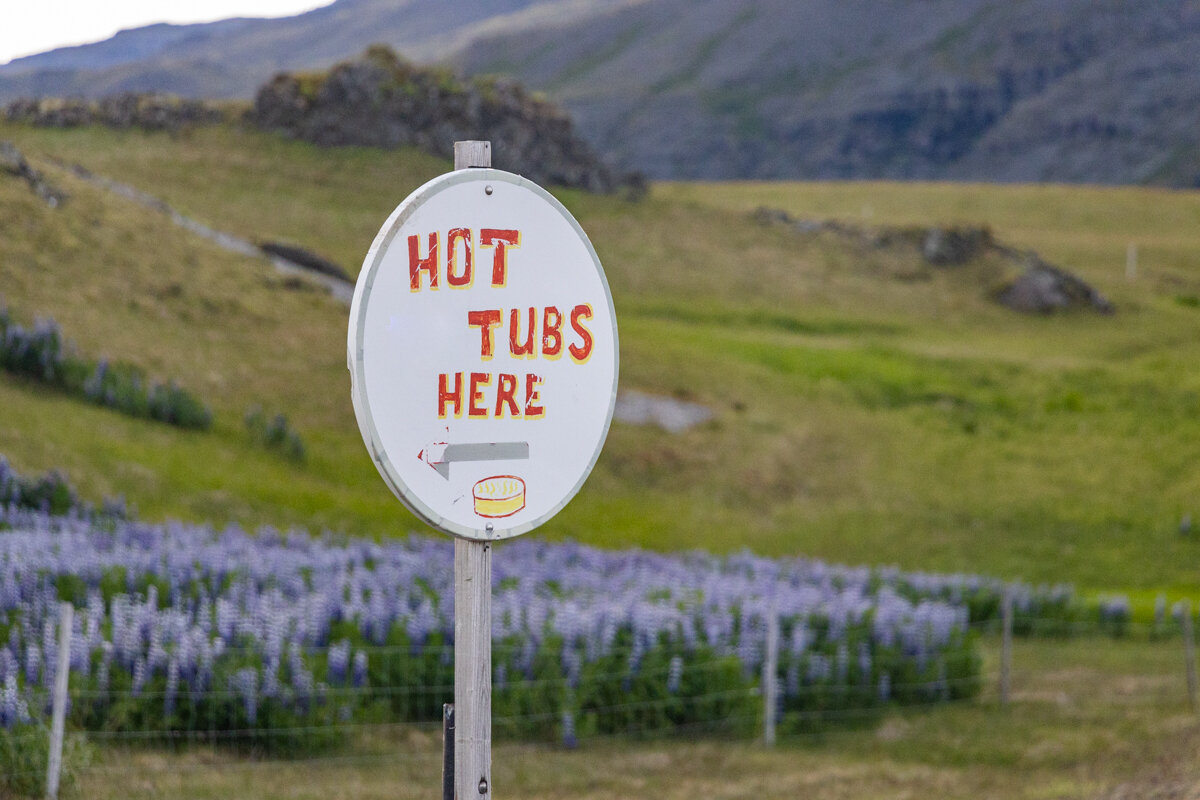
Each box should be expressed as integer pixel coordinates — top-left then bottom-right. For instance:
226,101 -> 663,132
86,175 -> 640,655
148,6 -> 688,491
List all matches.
478,777 -> 489,795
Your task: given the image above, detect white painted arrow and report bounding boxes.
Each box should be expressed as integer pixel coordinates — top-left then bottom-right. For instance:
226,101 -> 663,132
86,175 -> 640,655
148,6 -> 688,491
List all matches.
418,441 -> 530,479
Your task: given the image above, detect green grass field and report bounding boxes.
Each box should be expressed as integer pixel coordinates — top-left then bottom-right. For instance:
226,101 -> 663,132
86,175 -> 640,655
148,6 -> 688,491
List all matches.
2,122 -> 1200,594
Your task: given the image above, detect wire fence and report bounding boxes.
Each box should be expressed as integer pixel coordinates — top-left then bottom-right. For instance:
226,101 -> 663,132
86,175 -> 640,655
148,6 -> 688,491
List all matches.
3,600 -> 1199,799
3,614 -> 1197,795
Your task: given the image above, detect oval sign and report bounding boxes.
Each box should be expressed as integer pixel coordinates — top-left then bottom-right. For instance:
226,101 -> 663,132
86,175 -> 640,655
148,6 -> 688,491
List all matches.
348,169 -> 619,541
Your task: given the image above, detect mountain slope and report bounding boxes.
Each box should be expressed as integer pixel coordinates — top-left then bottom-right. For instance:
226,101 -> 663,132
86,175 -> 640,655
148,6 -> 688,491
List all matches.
0,0 -> 610,99
4,0 -> 1199,185
455,0 -> 1200,184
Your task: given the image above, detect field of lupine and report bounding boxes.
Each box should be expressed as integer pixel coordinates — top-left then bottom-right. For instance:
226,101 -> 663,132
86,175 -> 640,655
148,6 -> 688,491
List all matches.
0,504 -> 981,737
0,457 -> 1138,798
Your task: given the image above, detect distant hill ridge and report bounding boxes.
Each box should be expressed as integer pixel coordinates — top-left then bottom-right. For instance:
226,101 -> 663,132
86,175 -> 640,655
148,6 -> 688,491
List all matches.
2,49 -> 637,194
3,0 -> 1199,185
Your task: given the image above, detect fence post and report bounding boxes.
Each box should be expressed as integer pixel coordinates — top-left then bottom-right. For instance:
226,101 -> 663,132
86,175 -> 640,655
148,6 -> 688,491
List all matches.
1183,601 -> 1198,713
763,603 -> 778,746
45,601 -> 73,800
1000,588 -> 1012,707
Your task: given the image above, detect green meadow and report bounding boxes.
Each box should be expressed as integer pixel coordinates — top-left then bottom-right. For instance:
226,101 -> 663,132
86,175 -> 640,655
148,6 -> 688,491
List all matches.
2,121 -> 1200,594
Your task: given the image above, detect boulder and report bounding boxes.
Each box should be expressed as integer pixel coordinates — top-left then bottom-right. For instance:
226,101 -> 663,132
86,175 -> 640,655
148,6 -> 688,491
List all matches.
996,262 -> 1113,314
257,241 -> 350,282
0,140 -> 65,207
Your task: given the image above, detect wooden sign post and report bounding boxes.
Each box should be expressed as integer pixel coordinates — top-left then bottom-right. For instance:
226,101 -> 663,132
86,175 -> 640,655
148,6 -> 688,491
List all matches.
349,140 -> 619,798
452,140 -> 493,800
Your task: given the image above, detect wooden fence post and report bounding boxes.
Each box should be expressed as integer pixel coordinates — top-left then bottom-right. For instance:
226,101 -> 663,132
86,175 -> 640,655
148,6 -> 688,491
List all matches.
763,604 -> 778,746
1182,601 -> 1198,713
45,602 -> 72,800
1000,588 -> 1013,707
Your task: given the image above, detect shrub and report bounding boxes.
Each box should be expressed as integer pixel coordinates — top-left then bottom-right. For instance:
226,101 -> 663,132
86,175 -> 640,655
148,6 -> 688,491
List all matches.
0,722 -> 49,798
0,725 -> 91,799
0,313 -> 68,383
83,360 -> 212,430
245,406 -> 306,463
0,456 -> 125,520
0,457 -> 78,516
0,677 -> 92,799
2,306 -> 211,431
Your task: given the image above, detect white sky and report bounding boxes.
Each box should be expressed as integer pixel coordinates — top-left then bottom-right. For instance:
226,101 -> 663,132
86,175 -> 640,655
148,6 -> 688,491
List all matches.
0,1 -> 333,66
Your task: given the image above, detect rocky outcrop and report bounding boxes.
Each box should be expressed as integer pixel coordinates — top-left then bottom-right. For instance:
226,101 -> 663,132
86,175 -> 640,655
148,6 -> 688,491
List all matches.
752,207 -> 1112,314
0,141 -> 65,207
257,242 -> 349,282
245,46 -> 642,195
4,93 -> 225,131
995,262 -> 1113,315
753,208 -> 994,267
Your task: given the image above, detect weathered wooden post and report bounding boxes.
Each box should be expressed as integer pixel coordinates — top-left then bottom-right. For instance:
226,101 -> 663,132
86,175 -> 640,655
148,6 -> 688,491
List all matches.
1182,601 -> 1198,713
1000,588 -> 1013,707
454,539 -> 491,796
46,601 -> 72,800
451,140 -> 495,800
349,140 -> 619,798
762,603 -> 778,746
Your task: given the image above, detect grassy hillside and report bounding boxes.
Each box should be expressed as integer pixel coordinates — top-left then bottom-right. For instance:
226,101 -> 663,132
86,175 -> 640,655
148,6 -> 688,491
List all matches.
2,122 -> 1200,591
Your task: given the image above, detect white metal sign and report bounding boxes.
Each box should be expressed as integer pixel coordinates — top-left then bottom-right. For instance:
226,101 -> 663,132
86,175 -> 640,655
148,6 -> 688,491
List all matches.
348,169 -> 619,541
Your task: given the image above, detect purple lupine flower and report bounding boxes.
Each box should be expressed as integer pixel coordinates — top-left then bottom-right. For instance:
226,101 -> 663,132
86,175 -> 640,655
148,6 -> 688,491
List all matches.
666,655 -> 683,695
349,650 -> 367,690
96,641 -> 113,693
164,653 -> 179,717
561,709 -> 577,749
23,642 -> 40,686
807,653 -> 830,683
0,645 -> 17,684
1,675 -> 31,728
327,640 -> 350,686
131,657 -> 147,698
230,667 -> 257,724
